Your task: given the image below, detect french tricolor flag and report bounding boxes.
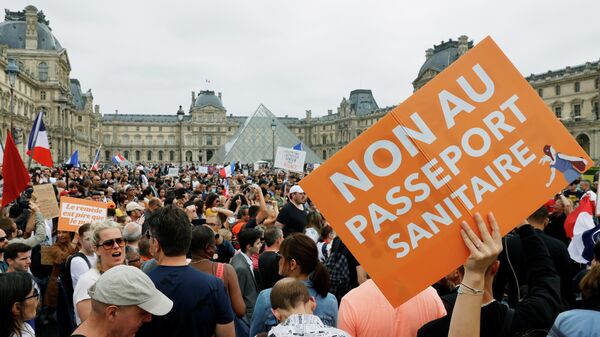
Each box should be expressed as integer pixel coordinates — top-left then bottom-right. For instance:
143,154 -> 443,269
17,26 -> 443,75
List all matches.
112,153 -> 125,165
27,111 -> 53,167
219,162 -> 235,178
565,194 -> 600,263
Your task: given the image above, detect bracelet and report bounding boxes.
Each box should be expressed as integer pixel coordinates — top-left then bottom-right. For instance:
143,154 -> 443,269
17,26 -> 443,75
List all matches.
458,283 -> 484,296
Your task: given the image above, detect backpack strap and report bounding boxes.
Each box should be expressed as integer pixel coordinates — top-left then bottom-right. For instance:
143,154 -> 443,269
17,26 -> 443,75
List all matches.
501,307 -> 515,337
215,262 -> 225,280
321,242 -> 328,259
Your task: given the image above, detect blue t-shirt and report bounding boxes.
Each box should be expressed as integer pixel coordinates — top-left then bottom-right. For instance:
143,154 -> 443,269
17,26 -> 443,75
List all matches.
136,265 -> 233,337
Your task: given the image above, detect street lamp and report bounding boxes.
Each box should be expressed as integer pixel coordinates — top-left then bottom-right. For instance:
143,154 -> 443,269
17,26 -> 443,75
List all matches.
177,105 -> 185,167
5,58 -> 20,140
57,94 -> 69,162
271,119 -> 276,163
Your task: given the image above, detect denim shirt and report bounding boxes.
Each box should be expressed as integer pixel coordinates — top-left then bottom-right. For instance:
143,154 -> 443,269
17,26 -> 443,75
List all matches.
249,279 -> 338,337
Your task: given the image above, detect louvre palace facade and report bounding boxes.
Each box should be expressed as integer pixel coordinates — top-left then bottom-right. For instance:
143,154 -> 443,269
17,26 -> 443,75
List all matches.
2,6 -> 599,166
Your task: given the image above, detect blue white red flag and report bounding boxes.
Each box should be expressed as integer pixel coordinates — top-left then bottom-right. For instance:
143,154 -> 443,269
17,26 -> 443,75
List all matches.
566,195 -> 599,263
27,111 -> 53,167
112,153 -> 125,164
91,144 -> 102,170
219,162 -> 235,178
65,150 -> 80,168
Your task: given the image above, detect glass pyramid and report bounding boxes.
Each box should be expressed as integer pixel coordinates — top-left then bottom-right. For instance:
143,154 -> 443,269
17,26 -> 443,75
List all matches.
209,104 -> 322,164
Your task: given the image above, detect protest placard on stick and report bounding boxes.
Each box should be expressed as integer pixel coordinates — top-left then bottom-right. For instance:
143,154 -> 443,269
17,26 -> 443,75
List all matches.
274,147 -> 306,173
299,36 -> 592,307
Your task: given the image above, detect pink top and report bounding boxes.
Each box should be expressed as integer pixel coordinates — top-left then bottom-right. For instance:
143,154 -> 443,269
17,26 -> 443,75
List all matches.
338,280 -> 446,337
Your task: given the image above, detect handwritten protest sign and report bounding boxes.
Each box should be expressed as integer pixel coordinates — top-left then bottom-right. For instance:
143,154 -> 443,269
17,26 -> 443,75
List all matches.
33,184 -> 60,219
299,37 -> 592,307
58,196 -> 107,232
167,167 -> 179,177
274,147 -> 306,173
198,166 -> 209,174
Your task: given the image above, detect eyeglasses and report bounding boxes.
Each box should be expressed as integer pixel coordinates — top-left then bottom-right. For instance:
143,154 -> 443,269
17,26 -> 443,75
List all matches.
22,288 -> 39,301
0,236 -> 7,242
98,237 -> 126,250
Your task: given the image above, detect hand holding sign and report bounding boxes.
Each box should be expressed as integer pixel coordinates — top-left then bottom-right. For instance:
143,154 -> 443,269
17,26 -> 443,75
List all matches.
299,37 -> 592,306
460,213 -> 502,275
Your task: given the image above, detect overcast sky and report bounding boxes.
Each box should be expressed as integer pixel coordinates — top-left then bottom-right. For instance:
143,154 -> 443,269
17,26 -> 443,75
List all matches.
7,1 -> 600,118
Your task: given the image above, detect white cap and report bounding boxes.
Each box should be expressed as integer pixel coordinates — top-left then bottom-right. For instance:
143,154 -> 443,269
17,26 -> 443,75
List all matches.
88,265 -> 173,316
126,202 -> 145,212
289,185 -> 304,195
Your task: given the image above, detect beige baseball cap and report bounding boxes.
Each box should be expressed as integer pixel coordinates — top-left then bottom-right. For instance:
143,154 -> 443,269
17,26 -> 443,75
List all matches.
88,265 -> 172,316
126,202 -> 145,212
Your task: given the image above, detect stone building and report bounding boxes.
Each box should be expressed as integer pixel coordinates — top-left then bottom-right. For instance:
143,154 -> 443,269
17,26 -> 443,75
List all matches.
527,63 -> 600,160
0,6 -> 101,164
101,90 -> 242,165
4,9 -> 598,167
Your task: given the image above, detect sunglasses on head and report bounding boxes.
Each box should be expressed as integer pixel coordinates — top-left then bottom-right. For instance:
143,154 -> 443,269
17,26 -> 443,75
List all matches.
98,237 -> 126,250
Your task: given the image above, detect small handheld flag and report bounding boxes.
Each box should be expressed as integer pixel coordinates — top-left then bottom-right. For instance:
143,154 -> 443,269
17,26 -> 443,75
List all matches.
66,150 -> 80,168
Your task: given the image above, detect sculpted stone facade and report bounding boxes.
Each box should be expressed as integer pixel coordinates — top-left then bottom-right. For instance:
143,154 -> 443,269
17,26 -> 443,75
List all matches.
3,11 -> 598,167
101,90 -> 241,165
0,6 -> 101,164
527,63 -> 600,161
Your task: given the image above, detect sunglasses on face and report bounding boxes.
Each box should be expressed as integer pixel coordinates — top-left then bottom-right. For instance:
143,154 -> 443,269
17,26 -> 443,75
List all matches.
0,236 -> 7,242
23,288 -> 39,301
98,237 -> 126,250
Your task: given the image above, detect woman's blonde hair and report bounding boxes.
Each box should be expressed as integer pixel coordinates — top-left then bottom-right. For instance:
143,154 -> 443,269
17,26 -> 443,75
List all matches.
90,219 -> 122,272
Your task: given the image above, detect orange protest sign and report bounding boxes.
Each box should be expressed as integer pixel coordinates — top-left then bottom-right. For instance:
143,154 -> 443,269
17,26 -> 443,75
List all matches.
58,196 -> 108,232
299,36 -> 592,307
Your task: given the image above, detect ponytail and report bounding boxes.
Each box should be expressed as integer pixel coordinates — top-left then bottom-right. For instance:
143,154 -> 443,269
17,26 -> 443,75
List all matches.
311,261 -> 331,297
280,233 -> 331,297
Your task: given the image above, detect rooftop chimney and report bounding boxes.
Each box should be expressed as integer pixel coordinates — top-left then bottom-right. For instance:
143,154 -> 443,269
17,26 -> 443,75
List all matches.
458,35 -> 469,56
425,48 -> 434,59
25,6 -> 38,50
192,91 -> 196,104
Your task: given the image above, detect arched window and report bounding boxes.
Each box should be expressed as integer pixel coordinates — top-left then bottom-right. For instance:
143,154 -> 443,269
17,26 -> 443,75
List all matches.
38,62 -> 48,81
206,150 -> 214,161
158,151 -> 164,161
124,151 -> 129,160
147,151 -> 152,161
576,134 -> 590,154
186,151 -> 193,161
169,151 -> 175,161
105,150 -> 110,161
322,150 -> 327,159
135,151 -> 141,161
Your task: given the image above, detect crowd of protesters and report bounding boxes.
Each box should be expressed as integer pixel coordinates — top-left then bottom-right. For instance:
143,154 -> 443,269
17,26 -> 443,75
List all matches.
0,162 -> 599,337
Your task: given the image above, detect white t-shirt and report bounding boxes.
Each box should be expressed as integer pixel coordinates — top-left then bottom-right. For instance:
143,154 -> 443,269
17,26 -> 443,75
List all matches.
70,253 -> 97,290
73,268 -> 100,325
305,227 -> 320,243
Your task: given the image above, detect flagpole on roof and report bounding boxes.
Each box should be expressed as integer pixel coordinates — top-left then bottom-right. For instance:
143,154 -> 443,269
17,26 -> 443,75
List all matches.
27,112 -> 42,170
0,128 -> 5,154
